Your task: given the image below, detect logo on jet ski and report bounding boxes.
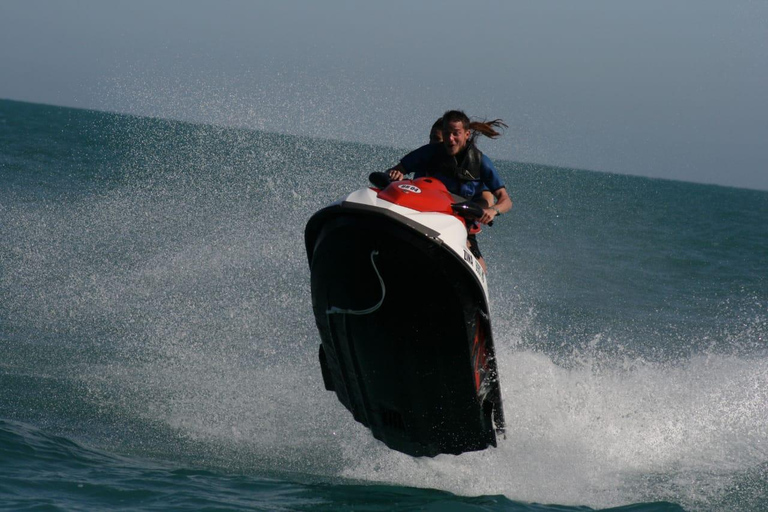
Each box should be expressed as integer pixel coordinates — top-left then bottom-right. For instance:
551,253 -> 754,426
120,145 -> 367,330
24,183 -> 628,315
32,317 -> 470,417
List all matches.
398,184 -> 422,194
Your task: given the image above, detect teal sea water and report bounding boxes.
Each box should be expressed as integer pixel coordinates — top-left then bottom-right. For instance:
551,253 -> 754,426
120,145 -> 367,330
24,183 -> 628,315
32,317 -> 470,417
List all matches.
1,98 -> 766,511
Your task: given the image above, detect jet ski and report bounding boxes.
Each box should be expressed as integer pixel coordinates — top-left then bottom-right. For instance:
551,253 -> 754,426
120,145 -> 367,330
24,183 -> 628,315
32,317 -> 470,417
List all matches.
305,172 -> 505,457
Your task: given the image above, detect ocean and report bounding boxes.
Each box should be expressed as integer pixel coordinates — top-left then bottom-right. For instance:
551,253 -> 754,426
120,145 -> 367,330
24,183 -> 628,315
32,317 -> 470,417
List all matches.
1,98 -> 766,511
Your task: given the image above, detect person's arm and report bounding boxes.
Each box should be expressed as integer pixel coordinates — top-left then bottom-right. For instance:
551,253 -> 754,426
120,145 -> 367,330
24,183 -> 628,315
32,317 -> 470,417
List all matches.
478,189 -> 495,208
388,163 -> 407,181
477,155 -> 512,224
479,187 -> 511,225
387,144 -> 434,181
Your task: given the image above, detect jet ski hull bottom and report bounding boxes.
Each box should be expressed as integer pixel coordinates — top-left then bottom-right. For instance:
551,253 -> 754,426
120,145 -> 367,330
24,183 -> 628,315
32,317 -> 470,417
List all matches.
306,202 -> 504,457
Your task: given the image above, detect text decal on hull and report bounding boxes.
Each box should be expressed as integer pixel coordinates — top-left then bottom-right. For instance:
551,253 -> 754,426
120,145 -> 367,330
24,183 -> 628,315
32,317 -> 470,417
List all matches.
398,184 -> 422,194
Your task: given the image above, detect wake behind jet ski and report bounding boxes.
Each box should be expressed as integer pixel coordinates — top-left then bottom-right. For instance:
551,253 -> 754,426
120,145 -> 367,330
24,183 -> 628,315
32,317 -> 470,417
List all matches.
305,172 -> 505,457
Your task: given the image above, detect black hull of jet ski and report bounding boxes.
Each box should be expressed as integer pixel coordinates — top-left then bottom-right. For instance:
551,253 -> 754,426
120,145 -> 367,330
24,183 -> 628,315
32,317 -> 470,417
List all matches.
305,201 -> 504,457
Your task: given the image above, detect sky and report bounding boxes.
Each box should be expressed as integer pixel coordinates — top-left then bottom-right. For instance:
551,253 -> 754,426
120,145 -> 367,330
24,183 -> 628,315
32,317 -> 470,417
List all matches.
1,0 -> 767,190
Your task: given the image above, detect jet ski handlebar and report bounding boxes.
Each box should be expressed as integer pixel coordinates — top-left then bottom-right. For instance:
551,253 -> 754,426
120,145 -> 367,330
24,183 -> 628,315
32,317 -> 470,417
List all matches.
369,172 -> 393,190
451,201 -> 493,227
450,201 -> 483,219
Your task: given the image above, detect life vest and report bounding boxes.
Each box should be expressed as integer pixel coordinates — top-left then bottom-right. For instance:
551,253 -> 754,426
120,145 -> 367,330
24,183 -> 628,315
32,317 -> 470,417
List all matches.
429,143 -> 484,182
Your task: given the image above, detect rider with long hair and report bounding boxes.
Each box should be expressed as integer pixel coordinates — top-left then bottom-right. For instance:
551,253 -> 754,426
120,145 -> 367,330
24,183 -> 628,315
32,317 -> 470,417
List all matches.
388,110 -> 513,270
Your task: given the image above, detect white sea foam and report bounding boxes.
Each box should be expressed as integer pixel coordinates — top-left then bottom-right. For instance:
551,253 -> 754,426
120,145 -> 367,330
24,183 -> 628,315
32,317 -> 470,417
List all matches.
336,345 -> 768,509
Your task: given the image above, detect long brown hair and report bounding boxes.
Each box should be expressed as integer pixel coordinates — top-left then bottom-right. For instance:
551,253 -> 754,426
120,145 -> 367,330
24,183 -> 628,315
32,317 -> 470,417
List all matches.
441,110 -> 507,143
